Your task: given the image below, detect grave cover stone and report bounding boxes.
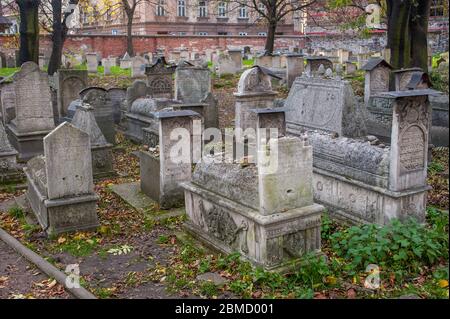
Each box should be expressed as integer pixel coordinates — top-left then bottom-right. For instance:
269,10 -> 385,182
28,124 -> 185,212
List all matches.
56,69 -> 88,118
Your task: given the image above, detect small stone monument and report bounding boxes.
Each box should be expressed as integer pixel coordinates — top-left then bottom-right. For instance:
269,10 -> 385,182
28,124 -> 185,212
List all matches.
345,61 -> 357,75
393,67 -> 425,91
131,56 -> 147,78
71,104 -> 114,178
24,122 -> 99,236
0,121 -> 22,183
55,69 -> 88,119
361,58 -> 393,105
305,57 -> 333,75
120,52 -> 132,69
286,54 -> 304,88
145,57 -> 176,99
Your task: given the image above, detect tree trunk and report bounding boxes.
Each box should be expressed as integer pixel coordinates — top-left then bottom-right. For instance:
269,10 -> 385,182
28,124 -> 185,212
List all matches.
410,0 -> 431,71
16,0 -> 40,65
265,21 -> 277,55
387,0 -> 431,71
126,13 -> 134,57
48,0 -> 63,75
386,0 -> 412,70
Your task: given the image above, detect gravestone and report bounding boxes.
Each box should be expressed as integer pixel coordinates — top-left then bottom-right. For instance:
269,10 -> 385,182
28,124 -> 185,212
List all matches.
145,58 -> 175,99
0,52 -> 6,68
107,88 -> 126,124
131,56 -> 147,78
2,62 -> 55,161
393,68 -> 425,91
255,54 -> 273,68
102,58 -> 113,75
175,66 -> 211,104
228,50 -> 243,71
305,57 -> 333,75
120,52 -> 132,69
285,75 -> 367,138
86,53 -> 98,73
361,58 -> 393,105
345,61 -> 357,75
126,80 -> 152,112
286,54 -> 304,88
80,87 -> 115,144
56,69 -> 88,119
24,122 -> 99,236
140,110 -> 201,208
0,121 -> 22,183
71,104 -> 114,178
234,67 -> 278,132
216,53 -> 240,76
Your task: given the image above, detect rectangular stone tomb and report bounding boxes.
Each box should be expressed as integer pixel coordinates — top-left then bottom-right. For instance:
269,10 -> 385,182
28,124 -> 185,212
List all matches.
24,122 -> 99,236
139,110 -> 201,209
183,110 -> 324,271
289,90 -> 437,225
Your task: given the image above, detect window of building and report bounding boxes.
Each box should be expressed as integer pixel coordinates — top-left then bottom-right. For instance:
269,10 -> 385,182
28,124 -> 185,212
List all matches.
258,32 -> 267,36
179,31 -> 187,35
239,32 -> 248,36
218,2 -> 227,17
198,31 -> 208,35
218,31 -> 228,35
258,2 -> 266,17
156,0 -> 165,16
178,0 -> 186,17
239,4 -> 248,18
199,1 -> 208,17
430,0 -> 445,17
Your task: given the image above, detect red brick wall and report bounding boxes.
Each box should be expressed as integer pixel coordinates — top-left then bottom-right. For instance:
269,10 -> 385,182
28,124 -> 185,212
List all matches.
0,34 -> 306,58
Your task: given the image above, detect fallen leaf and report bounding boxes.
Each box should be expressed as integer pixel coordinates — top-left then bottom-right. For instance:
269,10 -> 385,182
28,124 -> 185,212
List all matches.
438,280 -> 448,288
57,237 -> 66,244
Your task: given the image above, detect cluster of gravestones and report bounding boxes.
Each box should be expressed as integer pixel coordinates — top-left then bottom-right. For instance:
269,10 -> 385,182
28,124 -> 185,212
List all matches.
0,51 -> 447,272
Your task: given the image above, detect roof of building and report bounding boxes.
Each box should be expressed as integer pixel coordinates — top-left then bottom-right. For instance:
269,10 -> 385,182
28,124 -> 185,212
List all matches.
406,72 -> 432,89
361,58 -> 393,71
392,67 -> 424,74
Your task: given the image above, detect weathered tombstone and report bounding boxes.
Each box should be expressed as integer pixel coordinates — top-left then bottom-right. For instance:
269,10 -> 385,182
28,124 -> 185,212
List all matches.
5,55 -> 15,68
216,53 -> 240,76
0,52 -> 6,68
131,56 -> 147,78
255,54 -> 273,68
140,110 -> 201,208
175,66 -> 211,104
126,80 -> 152,112
338,49 -> 350,64
234,67 -> 278,132
286,54 -> 304,88
120,52 -> 132,69
285,75 -> 367,138
56,69 -> 88,119
305,57 -> 333,75
80,87 -> 115,144
169,50 -> 181,63
145,57 -> 175,99
361,58 -> 393,105
393,67 -> 425,91
345,61 -> 357,75
102,58 -> 112,75
107,88 -> 126,124
183,109 -> 323,270
24,122 -> 99,236
2,62 -> 55,161
86,53 -> 98,73
0,121 -> 22,183
228,49 -> 243,71
71,104 -> 114,178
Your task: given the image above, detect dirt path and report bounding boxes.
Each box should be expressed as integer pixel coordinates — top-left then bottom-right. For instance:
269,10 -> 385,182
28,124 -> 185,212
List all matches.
0,240 -> 71,299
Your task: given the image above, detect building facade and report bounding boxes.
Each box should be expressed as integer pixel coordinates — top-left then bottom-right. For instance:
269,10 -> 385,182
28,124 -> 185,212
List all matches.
76,1 -> 300,36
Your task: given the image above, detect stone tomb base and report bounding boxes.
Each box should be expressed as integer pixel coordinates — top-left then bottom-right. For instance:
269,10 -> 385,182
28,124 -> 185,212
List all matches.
313,168 -> 429,225
110,181 -> 185,221
24,167 -> 99,236
6,124 -> 52,162
183,182 -> 323,271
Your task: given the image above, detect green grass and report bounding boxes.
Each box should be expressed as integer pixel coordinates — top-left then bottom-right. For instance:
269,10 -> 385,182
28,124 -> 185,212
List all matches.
243,58 -> 255,67
0,67 -> 19,78
74,63 -> 131,76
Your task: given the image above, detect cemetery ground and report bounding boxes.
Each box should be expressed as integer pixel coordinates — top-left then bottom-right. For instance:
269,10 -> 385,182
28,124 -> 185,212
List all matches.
0,62 -> 449,300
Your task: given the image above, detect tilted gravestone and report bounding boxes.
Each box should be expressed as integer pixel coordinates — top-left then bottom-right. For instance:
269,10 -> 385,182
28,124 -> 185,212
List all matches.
56,69 -> 88,119
2,62 -> 55,161
24,122 -> 99,236
285,75 -> 367,138
0,121 -> 23,183
80,87 -> 116,144
107,88 -> 126,124
71,104 -> 114,178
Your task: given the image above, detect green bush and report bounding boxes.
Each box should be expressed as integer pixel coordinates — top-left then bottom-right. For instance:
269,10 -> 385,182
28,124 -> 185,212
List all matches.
329,217 -> 449,278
